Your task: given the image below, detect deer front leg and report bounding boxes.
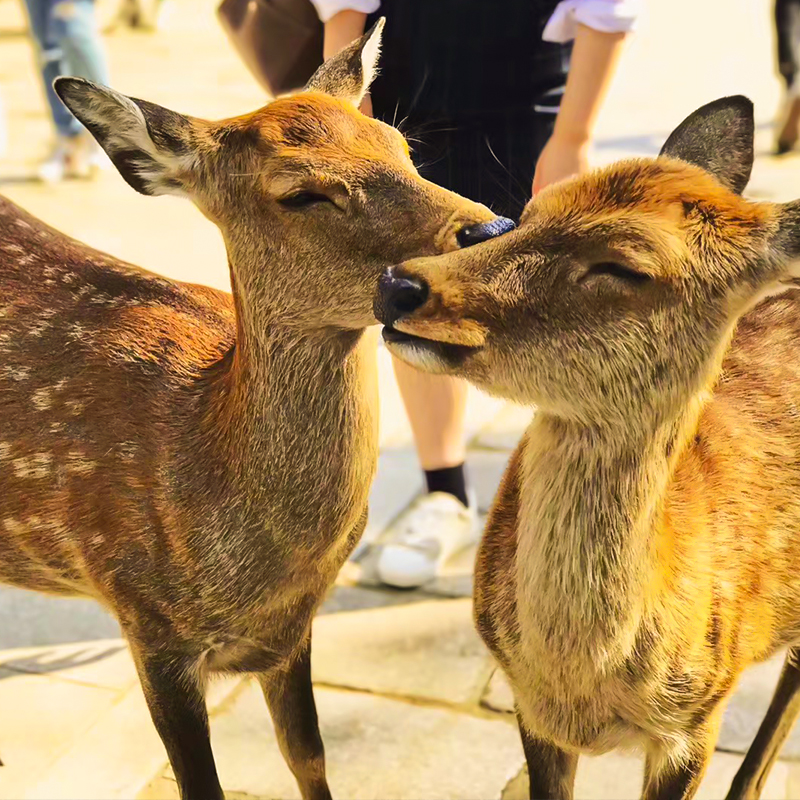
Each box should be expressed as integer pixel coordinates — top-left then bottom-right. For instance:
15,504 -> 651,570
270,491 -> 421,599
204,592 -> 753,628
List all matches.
643,707 -> 723,800
726,647 -> 800,800
131,645 -> 223,800
259,634 -> 332,800
517,714 -> 578,800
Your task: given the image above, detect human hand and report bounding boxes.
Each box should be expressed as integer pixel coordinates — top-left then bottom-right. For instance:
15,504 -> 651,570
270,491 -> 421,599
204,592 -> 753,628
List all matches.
532,134 -> 590,196
359,93 -> 373,117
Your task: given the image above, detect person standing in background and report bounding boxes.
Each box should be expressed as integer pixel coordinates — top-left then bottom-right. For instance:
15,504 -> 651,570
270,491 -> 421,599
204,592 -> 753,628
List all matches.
21,0 -> 110,182
314,0 -> 639,589
775,0 -> 800,153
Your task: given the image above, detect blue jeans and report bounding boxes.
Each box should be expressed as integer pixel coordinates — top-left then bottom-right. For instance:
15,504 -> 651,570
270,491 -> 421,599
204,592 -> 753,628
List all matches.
23,0 -> 110,138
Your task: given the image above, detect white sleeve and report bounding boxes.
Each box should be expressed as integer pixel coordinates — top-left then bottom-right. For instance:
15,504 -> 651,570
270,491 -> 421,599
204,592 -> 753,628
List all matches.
309,0 -> 380,23
542,0 -> 641,43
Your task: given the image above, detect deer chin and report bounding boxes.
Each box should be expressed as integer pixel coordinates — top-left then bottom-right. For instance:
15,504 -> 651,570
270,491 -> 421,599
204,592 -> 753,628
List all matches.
381,325 -> 481,374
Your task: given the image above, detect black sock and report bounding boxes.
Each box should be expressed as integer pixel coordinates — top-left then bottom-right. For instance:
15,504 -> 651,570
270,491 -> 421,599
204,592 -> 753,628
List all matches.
424,463 -> 469,508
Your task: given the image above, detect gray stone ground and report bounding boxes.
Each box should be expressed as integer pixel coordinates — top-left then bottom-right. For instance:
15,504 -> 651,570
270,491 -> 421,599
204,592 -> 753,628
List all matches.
1,0 -> 800,796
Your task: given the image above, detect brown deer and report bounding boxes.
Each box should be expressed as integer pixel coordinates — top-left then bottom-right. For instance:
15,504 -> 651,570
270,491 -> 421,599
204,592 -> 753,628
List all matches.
375,96 -> 800,799
0,21 -> 506,800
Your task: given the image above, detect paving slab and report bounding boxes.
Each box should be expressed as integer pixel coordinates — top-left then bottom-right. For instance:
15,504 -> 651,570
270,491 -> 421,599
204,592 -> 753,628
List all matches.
147,681 -> 525,800
468,449 -> 514,515
15,648 -> 242,800
473,404 -> 533,452
0,638 -> 135,691
0,667 -> 120,799
502,749 -> 789,800
718,652 -> 800,759
482,667 -> 516,715
312,599 -> 493,706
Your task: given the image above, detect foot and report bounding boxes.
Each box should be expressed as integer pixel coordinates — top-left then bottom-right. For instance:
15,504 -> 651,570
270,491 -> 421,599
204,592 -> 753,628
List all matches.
38,134 -> 105,183
377,491 -> 478,588
775,90 -> 800,155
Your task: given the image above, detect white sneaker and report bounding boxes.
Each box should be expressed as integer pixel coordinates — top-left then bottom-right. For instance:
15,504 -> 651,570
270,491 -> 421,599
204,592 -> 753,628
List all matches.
377,491 -> 478,589
38,134 -> 104,183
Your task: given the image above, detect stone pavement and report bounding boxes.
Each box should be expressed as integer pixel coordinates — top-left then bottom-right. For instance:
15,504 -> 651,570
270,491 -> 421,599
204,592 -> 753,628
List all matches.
2,0 -> 800,796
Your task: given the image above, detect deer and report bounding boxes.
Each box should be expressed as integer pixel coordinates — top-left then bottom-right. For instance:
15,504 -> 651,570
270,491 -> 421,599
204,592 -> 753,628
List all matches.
0,20 -> 509,800
374,95 -> 800,799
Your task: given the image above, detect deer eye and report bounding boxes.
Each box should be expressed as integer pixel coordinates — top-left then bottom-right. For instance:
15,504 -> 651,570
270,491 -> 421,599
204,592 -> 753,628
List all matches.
277,191 -> 331,209
580,262 -> 652,287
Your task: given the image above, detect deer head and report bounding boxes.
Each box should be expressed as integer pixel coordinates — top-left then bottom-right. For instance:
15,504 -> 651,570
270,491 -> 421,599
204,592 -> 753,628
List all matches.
54,20 -> 501,333
375,96 -> 800,429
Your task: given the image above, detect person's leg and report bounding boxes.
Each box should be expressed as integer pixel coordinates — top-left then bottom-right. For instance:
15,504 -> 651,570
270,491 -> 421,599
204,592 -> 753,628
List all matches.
392,360 -> 469,503
776,0 -> 800,153
22,0 -> 81,139
51,0 -> 110,86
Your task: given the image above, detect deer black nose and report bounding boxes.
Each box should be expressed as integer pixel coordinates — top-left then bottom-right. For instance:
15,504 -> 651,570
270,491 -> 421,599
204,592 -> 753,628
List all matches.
375,268 -> 429,326
456,216 -> 516,249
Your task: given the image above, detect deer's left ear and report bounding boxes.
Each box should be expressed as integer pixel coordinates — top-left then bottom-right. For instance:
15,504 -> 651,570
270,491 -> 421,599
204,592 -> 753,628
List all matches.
659,96 -> 754,195
304,17 -> 384,107
55,77 -> 198,198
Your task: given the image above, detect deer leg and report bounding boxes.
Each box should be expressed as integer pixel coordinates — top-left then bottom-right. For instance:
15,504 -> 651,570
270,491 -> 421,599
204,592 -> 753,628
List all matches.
258,635 -> 331,800
517,714 -> 578,800
131,646 -> 223,800
726,647 -> 800,800
643,708 -> 722,800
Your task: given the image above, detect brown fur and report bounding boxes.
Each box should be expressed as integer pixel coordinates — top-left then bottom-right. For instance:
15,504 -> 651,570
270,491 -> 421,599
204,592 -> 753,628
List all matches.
0,25 -> 495,800
376,97 -> 800,798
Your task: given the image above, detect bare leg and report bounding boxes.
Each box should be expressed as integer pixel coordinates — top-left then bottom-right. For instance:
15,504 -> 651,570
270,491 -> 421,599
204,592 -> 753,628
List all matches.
643,709 -> 722,800
259,636 -> 331,800
131,646 -> 223,800
392,355 -> 468,470
518,715 -> 577,800
727,647 -> 800,800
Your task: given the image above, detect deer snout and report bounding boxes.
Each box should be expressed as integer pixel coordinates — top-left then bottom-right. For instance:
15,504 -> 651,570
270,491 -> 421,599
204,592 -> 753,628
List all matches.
455,217 -> 516,248
375,267 -> 429,327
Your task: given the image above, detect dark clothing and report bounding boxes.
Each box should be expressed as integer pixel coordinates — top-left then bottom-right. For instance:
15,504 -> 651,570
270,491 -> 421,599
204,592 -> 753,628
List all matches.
776,0 -> 800,89
367,0 -> 571,219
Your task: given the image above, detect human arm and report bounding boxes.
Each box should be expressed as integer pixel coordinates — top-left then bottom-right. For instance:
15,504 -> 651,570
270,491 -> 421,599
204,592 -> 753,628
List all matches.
533,0 -> 639,194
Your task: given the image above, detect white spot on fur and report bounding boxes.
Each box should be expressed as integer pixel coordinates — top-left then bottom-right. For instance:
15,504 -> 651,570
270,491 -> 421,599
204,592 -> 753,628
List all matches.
50,421 -> 64,434
32,389 -> 52,411
2,365 -> 31,381
66,451 -> 96,474
28,321 -> 50,338
54,378 -> 68,392
30,453 -> 53,478
3,517 -> 25,534
0,305 -> 11,317
13,457 -> 33,478
15,219 -> 31,229
61,272 -> 77,284
0,442 -> 11,460
66,399 -> 84,415
2,244 -> 23,254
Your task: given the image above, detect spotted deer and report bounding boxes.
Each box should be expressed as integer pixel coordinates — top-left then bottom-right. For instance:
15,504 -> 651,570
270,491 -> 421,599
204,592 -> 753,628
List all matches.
375,96 -> 800,799
0,22 -> 506,800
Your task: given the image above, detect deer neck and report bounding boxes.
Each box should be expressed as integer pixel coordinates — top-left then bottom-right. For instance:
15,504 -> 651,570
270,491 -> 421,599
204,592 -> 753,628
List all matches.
194,266 -> 379,544
515,393 -> 709,676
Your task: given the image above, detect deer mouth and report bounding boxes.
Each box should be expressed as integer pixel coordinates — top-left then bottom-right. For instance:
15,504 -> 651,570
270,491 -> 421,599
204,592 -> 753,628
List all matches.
382,325 -> 481,367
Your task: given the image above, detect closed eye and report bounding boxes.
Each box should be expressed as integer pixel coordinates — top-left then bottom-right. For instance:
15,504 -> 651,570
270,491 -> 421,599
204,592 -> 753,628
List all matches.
277,191 -> 332,209
580,262 -> 652,286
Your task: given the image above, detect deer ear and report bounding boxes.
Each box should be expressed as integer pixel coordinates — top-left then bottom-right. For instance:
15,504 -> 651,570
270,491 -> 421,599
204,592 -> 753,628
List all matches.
54,77 -> 197,197
304,16 -> 384,106
659,96 -> 754,195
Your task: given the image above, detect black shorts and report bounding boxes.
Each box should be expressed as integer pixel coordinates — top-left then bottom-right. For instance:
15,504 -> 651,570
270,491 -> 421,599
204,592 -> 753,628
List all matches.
366,1 -> 569,219
396,108 -> 558,221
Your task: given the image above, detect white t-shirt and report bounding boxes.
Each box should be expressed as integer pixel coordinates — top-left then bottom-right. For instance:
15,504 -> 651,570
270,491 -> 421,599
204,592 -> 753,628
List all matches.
308,0 -> 640,42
